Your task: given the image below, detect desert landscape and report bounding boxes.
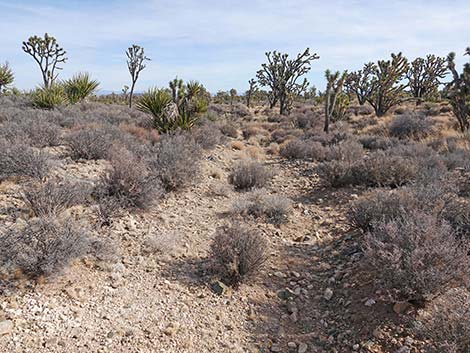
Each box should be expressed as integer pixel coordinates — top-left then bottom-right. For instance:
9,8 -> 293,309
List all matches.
0,2 -> 469,353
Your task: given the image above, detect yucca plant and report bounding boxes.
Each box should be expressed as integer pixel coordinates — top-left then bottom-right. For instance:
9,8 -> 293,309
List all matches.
137,88 -> 174,132
31,84 -> 66,109
186,80 -> 202,100
0,61 -> 14,93
62,72 -> 99,104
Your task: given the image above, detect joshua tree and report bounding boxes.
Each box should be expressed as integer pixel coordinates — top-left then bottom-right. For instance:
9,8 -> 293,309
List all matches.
367,53 -> 409,117
169,77 -> 184,105
0,62 -> 14,93
246,79 -> 258,108
257,48 -> 319,115
344,63 -> 374,105
22,33 -> 67,88
186,80 -> 202,101
324,70 -> 347,133
406,55 -> 447,104
229,88 -> 237,106
445,48 -> 470,132
126,44 -> 150,108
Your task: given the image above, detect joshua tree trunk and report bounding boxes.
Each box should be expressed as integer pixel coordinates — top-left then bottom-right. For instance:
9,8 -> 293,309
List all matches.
128,80 -> 136,108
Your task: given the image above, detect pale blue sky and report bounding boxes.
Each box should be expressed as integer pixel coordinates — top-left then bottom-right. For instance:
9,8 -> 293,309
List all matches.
1,0 -> 469,93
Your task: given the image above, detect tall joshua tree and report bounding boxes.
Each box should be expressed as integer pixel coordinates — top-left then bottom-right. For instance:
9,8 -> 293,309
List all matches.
22,33 -> 67,88
406,55 -> 447,104
229,88 -> 237,106
367,52 -> 409,117
0,62 -> 14,94
446,48 -> 470,132
344,62 -> 374,105
324,70 -> 347,133
126,44 -> 150,108
257,48 -> 319,115
246,78 -> 258,108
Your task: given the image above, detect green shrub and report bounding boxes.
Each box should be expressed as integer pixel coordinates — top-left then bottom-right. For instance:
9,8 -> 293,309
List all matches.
31,84 -> 66,109
62,72 -> 99,104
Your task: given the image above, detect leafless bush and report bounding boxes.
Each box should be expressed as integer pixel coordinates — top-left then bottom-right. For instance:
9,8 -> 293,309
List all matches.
191,122 -> 223,149
219,123 -> 238,138
270,128 -> 303,144
442,149 -> 470,171
414,288 -> 470,353
325,140 -> 365,163
231,190 -> 292,224
0,217 -> 90,278
363,212 -> 470,303
22,179 -> 89,217
0,117 -> 60,147
389,113 -> 431,140
279,138 -> 326,160
348,188 -> 419,231
229,160 -> 272,191
358,135 -> 399,150
441,198 -> 470,239
148,133 -> 202,191
96,149 -> 162,209
210,224 -> 269,286
0,141 -> 51,180
65,124 -> 116,160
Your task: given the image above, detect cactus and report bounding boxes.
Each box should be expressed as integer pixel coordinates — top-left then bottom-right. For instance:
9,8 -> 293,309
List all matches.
0,62 -> 14,94
324,70 -> 347,133
406,55 -> 447,104
256,48 -> 319,115
22,33 -> 67,88
445,48 -> 470,132
126,44 -> 150,108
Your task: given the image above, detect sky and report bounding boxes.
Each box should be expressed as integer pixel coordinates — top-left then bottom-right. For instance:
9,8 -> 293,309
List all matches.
1,0 -> 469,94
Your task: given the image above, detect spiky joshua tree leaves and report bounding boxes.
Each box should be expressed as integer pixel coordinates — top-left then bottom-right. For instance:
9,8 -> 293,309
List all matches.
324,70 -> 347,133
126,44 -> 150,108
445,47 -> 470,132
257,48 -> 319,115
406,55 -> 447,104
0,62 -> 14,94
22,33 -> 67,88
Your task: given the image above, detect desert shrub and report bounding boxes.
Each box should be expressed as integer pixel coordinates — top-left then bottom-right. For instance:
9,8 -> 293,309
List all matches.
0,141 -> 51,180
230,103 -> 251,118
0,117 -> 60,147
441,198 -> 470,239
363,212 -> 470,303
62,72 -> 99,104
191,122 -> 223,149
0,217 -> 90,278
219,123 -> 238,138
442,149 -> 470,171
325,140 -> 365,163
31,85 -> 66,109
389,112 -> 430,140
358,135 -> 399,150
148,133 -> 202,191
414,288 -> 470,353
242,126 -> 262,140
270,129 -> 302,144
357,152 -> 418,187
96,149 -> 162,209
119,123 -> 160,145
228,160 -> 272,191
316,160 -> 356,187
210,224 -> 269,286
231,190 -> 291,224
348,188 -> 418,231
279,138 -> 326,160
64,124 -> 116,160
22,180 -> 89,217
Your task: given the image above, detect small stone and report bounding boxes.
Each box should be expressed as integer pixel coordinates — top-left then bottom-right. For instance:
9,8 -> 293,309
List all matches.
277,289 -> 295,300
395,347 -> 411,353
324,288 -> 334,301
163,323 -> 179,336
274,271 -> 287,278
364,298 -> 376,307
393,301 -> 412,314
211,281 -> 230,296
404,336 -> 414,346
271,344 -> 282,352
0,320 -> 13,336
298,342 -> 308,353
352,344 -> 360,351
288,342 -> 297,348
286,302 -> 298,314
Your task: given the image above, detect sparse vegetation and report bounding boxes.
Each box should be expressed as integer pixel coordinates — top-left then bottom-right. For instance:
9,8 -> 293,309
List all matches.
229,160 -> 272,191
